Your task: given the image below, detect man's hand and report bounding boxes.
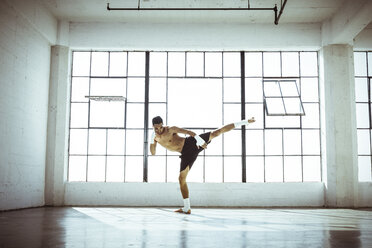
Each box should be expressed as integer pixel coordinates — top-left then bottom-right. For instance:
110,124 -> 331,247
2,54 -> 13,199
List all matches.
248,117 -> 255,123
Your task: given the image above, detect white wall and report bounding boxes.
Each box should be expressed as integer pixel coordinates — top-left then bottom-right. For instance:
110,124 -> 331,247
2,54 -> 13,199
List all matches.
69,22 -> 321,51
0,0 -> 56,211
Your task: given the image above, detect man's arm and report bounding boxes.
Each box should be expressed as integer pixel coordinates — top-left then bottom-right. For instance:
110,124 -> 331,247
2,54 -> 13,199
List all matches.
150,131 -> 157,155
169,126 -> 196,137
150,142 -> 157,155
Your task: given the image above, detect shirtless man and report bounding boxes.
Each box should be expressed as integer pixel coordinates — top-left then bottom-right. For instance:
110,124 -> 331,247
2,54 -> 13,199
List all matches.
149,116 -> 255,214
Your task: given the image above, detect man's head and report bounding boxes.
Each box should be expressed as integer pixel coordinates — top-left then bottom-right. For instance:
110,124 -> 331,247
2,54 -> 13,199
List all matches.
152,116 -> 164,135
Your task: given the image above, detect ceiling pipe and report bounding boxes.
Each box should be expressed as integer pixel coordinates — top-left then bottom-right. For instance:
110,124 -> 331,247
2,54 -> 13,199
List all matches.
106,0 -> 288,25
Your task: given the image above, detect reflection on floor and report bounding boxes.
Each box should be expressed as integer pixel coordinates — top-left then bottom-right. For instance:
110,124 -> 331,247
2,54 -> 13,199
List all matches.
1,207 -> 372,248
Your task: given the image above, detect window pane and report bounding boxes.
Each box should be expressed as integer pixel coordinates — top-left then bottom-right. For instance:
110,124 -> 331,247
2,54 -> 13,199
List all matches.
127,103 -> 144,128
68,156 -> 87,181
245,78 -> 263,103
128,52 -> 145,76
302,103 -> 320,128
264,80 -> 281,97
90,78 -> 126,97
224,156 -> 242,182
127,78 -> 145,102
205,52 -> 222,77
168,52 -> 185,77
357,130 -> 370,155
302,130 -> 320,155
125,156 -> 143,182
246,130 -> 264,155
224,104 -> 240,126
265,156 -> 283,182
245,104 -> 264,129
69,129 -> 88,155
266,98 -> 285,115
71,77 -> 89,102
355,78 -> 368,102
245,52 -> 262,77
265,115 -> 300,128
149,78 -> 166,102
303,156 -> 321,182
280,80 -> 300,97
283,98 -> 304,115
265,130 -> 282,155
283,130 -> 301,155
150,52 -> 167,77
205,157 -> 223,183
90,101 -> 125,128
186,52 -> 204,77
223,52 -> 240,77
301,78 -> 319,102
167,156 -> 181,182
354,52 -> 367,77
109,52 -> 127,77
224,130 -> 241,155
70,103 -> 88,128
224,78 -> 240,102
263,52 -> 281,77
148,156 -> 166,182
282,52 -> 299,77
284,156 -> 302,182
356,104 -> 370,128
88,129 -> 106,155
168,79 -> 222,128
126,130 -> 144,155
91,52 -> 109,77
358,156 -> 372,182
300,52 -> 318,77
106,156 -> 124,182
107,130 -> 125,155
246,156 -> 264,182
72,52 -> 90,76
87,156 -> 105,182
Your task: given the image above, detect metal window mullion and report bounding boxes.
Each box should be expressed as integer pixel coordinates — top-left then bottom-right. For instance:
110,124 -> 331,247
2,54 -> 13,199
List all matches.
222,53 -> 225,183
86,51 -> 93,182
124,52 -> 129,182
105,128 -> 108,182
241,51 -> 246,183
281,128 -> 285,182
67,51 -> 75,182
143,52 -> 150,183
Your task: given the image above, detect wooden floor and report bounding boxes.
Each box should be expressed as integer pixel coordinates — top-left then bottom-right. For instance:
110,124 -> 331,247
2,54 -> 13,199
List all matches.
1,207 -> 372,247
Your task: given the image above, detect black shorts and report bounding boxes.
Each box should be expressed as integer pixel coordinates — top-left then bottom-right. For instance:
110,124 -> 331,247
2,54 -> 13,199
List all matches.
179,132 -> 211,172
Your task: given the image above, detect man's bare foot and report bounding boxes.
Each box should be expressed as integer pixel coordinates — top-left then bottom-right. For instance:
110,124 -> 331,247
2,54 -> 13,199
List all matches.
175,208 -> 191,214
248,117 -> 255,123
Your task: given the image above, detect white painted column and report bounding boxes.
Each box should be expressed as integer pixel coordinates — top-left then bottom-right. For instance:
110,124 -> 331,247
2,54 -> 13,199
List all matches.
320,44 -> 358,207
45,45 -> 70,206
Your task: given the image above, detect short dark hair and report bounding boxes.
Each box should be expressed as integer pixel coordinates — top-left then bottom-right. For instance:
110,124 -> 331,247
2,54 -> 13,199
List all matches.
152,116 -> 163,125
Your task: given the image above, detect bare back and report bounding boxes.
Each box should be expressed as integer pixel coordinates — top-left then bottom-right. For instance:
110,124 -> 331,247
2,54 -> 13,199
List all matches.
155,126 -> 185,153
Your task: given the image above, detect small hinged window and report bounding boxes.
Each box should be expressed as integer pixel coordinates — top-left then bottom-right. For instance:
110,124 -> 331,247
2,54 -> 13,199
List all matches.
263,78 -> 305,116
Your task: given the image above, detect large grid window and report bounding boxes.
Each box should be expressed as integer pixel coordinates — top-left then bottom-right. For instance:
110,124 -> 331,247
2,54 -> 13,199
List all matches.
354,51 -> 372,182
68,51 -> 321,183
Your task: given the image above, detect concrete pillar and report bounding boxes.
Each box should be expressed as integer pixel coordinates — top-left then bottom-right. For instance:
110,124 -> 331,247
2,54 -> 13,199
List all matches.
320,44 -> 358,207
45,45 -> 70,206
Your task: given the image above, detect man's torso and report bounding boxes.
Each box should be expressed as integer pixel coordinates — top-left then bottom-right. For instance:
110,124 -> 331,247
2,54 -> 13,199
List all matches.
155,126 -> 185,153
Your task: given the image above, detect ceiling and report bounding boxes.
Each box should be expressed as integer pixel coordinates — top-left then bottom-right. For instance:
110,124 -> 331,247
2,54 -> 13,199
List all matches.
41,0 -> 348,24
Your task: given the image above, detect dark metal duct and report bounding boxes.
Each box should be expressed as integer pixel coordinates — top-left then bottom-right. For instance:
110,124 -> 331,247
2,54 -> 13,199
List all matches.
107,0 -> 288,25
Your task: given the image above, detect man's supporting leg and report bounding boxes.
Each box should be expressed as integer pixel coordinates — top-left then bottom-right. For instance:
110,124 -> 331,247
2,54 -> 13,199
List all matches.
176,166 -> 191,214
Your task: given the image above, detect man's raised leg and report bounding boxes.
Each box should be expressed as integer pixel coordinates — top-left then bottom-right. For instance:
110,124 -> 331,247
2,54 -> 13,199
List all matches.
209,118 -> 255,141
